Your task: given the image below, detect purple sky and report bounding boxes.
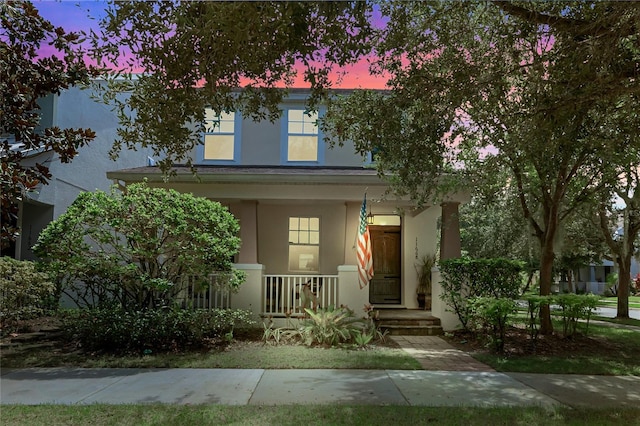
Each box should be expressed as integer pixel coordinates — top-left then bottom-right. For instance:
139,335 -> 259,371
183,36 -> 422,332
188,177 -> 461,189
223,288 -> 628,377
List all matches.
34,0 -> 387,89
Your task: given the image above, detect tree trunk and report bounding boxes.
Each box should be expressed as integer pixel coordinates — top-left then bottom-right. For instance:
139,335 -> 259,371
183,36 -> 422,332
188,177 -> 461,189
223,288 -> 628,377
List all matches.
539,244 -> 555,334
616,255 -> 631,319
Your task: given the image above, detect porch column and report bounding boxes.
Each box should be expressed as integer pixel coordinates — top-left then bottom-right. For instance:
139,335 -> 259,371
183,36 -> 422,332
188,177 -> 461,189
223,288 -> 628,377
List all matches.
236,200 -> 258,264
440,201 -> 461,260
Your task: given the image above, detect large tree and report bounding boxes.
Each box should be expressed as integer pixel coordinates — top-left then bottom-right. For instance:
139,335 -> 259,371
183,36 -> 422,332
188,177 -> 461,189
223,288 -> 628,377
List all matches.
0,1 -> 101,252
322,1 -> 640,333
91,0 -> 374,171
592,97 -> 640,318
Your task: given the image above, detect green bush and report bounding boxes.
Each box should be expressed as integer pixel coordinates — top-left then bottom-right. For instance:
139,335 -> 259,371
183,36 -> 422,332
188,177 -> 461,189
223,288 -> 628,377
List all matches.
60,306 -> 256,354
467,297 -> 517,352
34,181 -> 245,310
553,293 -> 600,337
0,258 -> 56,333
263,305 -> 384,348
522,294 -> 553,348
439,257 -> 524,328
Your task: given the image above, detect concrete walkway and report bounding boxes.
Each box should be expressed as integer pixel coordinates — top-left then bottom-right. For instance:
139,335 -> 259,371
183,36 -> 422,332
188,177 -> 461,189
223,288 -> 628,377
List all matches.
2,335 -> 640,408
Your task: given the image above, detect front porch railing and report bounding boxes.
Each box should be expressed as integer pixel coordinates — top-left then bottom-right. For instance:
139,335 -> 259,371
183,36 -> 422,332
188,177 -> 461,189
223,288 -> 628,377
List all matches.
179,273 -> 232,309
263,274 -> 339,317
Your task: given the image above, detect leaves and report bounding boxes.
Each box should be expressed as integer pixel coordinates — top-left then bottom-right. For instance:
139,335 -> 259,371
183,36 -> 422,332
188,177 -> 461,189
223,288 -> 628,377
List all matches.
90,1 -> 375,172
1,0 -> 102,250
34,181 -> 244,310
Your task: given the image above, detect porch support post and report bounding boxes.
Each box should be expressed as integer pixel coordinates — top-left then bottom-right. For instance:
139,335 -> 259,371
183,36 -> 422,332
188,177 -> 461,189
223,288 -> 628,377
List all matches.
433,201 -> 463,331
236,200 -> 258,264
440,201 -> 461,260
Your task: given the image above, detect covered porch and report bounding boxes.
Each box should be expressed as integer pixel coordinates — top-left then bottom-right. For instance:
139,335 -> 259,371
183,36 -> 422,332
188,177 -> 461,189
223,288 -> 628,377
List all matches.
108,165 -> 467,331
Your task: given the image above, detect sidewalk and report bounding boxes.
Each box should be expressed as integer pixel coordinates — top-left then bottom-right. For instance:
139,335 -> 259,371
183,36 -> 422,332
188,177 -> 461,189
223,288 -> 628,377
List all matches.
2,336 -> 639,408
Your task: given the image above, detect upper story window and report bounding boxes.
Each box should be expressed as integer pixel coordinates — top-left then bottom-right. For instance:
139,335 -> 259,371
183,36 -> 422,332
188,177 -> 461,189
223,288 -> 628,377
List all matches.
285,109 -> 319,163
199,109 -> 239,163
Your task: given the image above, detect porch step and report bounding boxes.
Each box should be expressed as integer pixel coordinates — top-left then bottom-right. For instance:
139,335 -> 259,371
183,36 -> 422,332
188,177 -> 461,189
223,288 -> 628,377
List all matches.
374,310 -> 443,336
381,324 -> 444,336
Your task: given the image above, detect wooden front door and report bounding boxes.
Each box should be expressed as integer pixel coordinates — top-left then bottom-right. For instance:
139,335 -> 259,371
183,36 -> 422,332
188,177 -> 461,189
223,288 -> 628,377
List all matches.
368,226 -> 401,304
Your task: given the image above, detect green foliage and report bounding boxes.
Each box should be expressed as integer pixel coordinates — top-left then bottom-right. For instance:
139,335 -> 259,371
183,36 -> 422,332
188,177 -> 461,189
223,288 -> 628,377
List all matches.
298,306 -> 363,347
415,253 -> 436,294
263,305 -> 384,349
0,258 -> 56,333
439,257 -> 524,328
467,297 -> 517,353
322,2 -> 640,335
522,294 -> 553,347
34,181 -> 244,310
554,294 -> 600,338
91,1 -> 374,172
60,306 -> 255,354
0,1 -> 101,250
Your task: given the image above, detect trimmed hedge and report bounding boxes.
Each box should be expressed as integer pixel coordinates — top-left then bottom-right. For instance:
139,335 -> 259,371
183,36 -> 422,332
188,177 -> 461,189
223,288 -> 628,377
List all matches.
439,257 -> 524,328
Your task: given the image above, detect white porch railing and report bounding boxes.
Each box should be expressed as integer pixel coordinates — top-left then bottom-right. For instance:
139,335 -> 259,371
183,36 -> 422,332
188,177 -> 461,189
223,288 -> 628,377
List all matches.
179,274 -> 232,309
263,274 -> 339,317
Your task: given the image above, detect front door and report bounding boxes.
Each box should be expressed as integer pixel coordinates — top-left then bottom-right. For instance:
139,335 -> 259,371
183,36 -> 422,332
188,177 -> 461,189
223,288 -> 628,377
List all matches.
368,226 -> 401,304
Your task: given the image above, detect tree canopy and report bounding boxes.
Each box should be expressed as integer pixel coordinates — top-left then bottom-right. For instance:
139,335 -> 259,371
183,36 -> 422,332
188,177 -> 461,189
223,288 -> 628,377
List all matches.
323,1 -> 640,330
86,1 -> 640,329
0,0 -> 101,252
91,0 -> 374,171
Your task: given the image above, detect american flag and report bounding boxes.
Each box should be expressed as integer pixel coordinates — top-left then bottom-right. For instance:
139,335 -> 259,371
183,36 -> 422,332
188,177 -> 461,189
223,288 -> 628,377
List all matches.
357,194 -> 374,289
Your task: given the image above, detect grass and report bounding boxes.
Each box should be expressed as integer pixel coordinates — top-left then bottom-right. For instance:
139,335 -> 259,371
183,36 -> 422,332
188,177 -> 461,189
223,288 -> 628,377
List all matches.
592,316 -> 640,327
2,405 -> 640,426
470,321 -> 640,375
598,296 -> 640,309
0,338 -> 421,370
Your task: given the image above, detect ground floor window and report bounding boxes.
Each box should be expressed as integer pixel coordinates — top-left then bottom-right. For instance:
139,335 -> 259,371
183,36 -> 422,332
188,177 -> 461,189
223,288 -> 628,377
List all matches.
288,217 -> 319,272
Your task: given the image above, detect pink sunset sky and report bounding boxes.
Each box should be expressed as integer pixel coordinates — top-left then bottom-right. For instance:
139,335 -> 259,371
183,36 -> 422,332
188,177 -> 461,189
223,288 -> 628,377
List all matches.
35,0 -> 388,90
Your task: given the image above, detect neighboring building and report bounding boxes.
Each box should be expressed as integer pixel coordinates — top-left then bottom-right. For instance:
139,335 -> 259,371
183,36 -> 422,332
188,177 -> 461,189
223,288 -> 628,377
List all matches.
108,89 -> 468,328
12,84 -> 154,261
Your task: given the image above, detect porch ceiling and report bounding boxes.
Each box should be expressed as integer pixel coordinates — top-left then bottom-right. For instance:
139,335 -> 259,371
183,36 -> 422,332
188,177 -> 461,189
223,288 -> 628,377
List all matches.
107,165 -> 413,205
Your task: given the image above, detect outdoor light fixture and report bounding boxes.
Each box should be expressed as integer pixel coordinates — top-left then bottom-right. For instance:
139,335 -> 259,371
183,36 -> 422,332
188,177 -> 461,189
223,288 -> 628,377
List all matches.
367,211 -> 374,225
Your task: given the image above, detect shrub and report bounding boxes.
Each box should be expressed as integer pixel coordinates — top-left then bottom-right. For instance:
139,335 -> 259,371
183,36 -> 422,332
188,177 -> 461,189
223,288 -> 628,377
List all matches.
553,293 -> 600,338
467,297 -> 517,352
60,306 -> 256,353
263,305 -> 384,348
34,181 -> 245,310
522,294 -> 553,349
0,258 -> 56,333
439,257 -> 524,328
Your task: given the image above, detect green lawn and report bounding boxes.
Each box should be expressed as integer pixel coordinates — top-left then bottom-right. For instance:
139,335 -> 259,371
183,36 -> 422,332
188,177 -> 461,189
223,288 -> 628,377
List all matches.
2,404 -> 640,426
471,321 -> 640,375
0,339 -> 421,370
598,296 -> 640,309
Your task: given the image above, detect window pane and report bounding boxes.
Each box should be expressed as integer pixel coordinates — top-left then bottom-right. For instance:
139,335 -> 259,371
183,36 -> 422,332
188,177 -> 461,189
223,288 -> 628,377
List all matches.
204,135 -> 234,160
288,135 -> 318,161
289,230 -> 298,244
288,245 -> 319,272
299,217 -> 309,230
289,217 -> 298,230
309,217 -> 319,231
289,109 -> 304,121
299,233 -> 309,244
288,122 -> 303,134
205,108 -> 217,121
309,231 -> 319,245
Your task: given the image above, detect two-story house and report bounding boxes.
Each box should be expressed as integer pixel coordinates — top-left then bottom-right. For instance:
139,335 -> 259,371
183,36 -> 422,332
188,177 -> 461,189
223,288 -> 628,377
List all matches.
11,84 -> 155,262
107,89 -> 468,328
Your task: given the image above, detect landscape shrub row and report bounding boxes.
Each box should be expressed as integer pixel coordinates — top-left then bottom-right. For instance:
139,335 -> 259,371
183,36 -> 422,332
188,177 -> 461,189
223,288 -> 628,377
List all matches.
60,305 -> 256,354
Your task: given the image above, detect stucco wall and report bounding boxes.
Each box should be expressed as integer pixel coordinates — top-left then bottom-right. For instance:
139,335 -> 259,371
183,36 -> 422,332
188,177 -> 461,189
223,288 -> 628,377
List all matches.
257,202 -> 347,275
